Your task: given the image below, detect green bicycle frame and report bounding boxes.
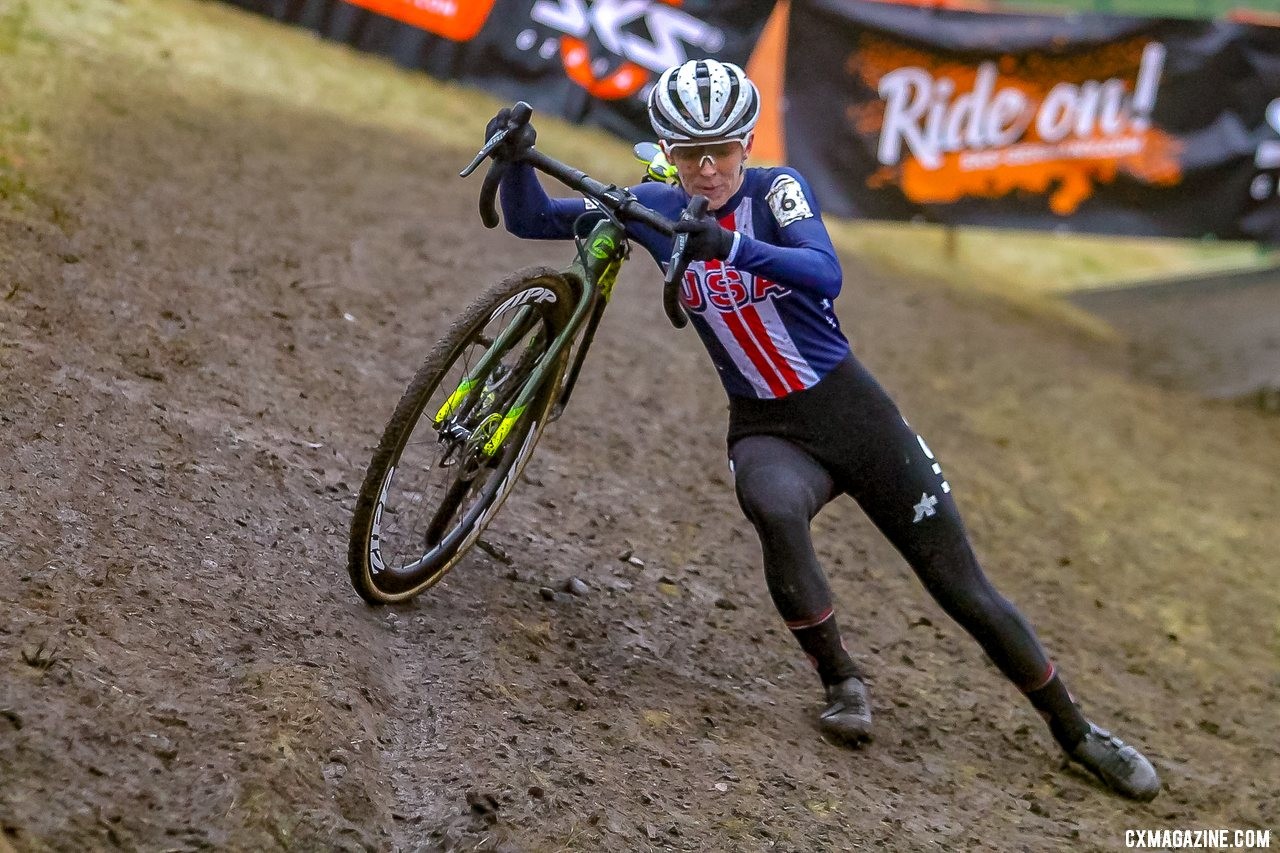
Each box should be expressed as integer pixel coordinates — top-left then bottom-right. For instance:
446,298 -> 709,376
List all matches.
435,218 -> 628,458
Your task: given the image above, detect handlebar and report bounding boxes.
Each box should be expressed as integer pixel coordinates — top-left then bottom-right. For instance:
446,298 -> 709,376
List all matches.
460,102 -> 703,329
459,102 -> 533,229
662,194 -> 706,329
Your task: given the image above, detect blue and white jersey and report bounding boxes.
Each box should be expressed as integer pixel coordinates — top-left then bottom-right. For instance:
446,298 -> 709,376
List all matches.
499,162 -> 851,400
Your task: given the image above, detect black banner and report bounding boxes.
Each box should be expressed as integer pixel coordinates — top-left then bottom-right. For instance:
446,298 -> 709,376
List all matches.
785,0 -> 1280,242
225,0 -> 775,142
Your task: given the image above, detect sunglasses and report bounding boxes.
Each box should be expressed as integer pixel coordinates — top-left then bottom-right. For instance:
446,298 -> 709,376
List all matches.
666,140 -> 746,167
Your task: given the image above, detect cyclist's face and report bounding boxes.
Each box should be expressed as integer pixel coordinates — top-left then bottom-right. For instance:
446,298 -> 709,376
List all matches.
665,137 -> 751,210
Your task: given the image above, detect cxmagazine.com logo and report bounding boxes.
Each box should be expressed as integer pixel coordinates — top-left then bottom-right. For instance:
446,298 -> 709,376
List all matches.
524,0 -> 726,100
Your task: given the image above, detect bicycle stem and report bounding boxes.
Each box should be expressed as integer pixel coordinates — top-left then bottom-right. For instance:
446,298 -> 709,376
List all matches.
465,109 -> 701,332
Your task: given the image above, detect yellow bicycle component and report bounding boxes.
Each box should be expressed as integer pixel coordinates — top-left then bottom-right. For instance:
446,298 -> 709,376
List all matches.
482,404 -> 527,457
433,378 -> 476,424
634,143 -> 679,185
646,155 -> 679,185
597,258 -> 622,301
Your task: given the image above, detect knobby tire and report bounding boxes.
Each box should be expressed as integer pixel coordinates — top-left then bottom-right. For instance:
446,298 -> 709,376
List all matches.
347,267 -> 575,604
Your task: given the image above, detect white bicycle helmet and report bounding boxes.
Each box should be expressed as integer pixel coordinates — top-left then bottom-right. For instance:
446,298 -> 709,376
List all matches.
647,59 -> 761,144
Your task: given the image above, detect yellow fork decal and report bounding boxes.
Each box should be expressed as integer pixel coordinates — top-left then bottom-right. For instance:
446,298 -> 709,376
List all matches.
433,379 -> 476,424
598,258 -> 622,301
482,405 -> 527,457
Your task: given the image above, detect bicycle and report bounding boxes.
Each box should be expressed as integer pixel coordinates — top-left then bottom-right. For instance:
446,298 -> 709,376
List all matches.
347,103 -> 705,604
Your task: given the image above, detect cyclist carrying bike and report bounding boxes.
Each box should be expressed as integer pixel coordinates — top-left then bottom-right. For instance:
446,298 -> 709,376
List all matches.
485,58 -> 1160,801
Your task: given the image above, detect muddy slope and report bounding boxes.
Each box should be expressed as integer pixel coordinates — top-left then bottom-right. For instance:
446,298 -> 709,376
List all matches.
2,6 -> 1278,852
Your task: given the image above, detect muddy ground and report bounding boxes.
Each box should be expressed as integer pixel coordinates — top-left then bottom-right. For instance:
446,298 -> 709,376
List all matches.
1,3 -> 1278,851
1070,267 -> 1280,400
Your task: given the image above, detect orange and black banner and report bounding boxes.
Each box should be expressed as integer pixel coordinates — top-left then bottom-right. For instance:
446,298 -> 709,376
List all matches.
785,0 -> 1280,241
225,0 -> 776,140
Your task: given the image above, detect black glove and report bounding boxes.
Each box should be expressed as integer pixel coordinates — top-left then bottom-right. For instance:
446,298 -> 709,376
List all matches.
484,108 -> 536,162
673,213 -> 735,262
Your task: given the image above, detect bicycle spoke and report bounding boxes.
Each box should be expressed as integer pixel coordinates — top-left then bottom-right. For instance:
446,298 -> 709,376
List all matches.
385,342 -> 479,571
373,308 -> 549,575
424,474 -> 473,549
349,271 -> 575,603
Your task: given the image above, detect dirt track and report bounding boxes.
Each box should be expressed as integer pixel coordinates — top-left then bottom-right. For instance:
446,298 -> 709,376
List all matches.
1,3 -> 1278,851
1070,267 -> 1280,399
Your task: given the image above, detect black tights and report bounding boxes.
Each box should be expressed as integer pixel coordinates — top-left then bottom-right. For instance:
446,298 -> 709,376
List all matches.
732,433 -> 1054,691
727,355 -> 1055,693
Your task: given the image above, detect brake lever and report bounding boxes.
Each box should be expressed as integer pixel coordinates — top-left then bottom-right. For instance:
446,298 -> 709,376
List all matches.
460,101 -> 534,178
460,138 -> 501,178
661,195 -> 709,330
462,102 -> 535,228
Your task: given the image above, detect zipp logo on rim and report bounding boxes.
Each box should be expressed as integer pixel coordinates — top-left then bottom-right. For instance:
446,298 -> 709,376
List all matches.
491,286 -> 559,320
369,466 -> 395,574
524,0 -> 725,100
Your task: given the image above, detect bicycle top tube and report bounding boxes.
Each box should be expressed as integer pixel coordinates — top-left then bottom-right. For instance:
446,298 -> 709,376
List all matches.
518,148 -> 677,238
462,107 -> 701,329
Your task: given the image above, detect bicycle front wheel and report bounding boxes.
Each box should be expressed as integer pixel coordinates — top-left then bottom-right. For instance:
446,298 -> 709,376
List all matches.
348,267 -> 576,604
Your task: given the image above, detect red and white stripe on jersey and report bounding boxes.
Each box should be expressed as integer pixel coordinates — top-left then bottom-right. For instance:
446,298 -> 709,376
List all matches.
693,199 -> 822,398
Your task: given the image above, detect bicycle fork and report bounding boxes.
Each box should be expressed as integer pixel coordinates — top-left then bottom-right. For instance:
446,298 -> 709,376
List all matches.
431,280 -> 591,460
432,221 -> 626,459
